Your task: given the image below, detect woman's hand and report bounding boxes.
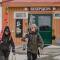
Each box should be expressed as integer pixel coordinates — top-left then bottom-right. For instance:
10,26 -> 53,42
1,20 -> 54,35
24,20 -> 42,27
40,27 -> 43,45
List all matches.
13,52 -> 15,55
21,38 -> 26,42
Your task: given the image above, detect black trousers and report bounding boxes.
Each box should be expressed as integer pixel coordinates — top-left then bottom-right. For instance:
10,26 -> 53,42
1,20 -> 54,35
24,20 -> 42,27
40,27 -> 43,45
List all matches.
3,50 -> 10,60
0,49 -> 10,60
27,52 -> 37,60
0,50 -> 5,60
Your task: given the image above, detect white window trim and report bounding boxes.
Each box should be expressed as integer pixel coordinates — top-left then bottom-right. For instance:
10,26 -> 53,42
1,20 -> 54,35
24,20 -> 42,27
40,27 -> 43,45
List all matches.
14,12 -> 28,19
53,12 -> 60,19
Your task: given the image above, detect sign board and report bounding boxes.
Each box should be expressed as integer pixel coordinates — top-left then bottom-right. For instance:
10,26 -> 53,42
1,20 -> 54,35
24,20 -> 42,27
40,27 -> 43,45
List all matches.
0,7 -> 2,32
14,12 -> 28,19
30,7 -> 52,11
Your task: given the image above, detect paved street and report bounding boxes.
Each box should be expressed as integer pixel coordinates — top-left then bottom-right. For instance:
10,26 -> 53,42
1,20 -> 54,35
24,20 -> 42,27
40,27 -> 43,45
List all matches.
9,45 -> 60,60
9,53 -> 60,60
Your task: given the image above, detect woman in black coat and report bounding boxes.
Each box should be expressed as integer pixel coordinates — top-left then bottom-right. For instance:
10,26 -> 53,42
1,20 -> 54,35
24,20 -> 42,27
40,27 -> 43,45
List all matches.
0,26 -> 15,60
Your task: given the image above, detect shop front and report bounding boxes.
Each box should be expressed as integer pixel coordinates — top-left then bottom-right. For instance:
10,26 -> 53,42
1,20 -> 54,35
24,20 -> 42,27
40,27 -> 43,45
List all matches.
28,7 -> 53,45
2,1 -> 60,46
7,7 -> 53,46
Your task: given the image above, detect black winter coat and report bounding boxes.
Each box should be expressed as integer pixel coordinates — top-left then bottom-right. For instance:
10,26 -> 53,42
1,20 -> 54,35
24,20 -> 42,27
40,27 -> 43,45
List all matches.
0,35 -> 15,52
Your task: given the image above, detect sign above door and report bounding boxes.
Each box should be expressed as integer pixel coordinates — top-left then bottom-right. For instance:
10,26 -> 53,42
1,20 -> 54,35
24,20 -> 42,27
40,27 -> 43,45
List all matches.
30,7 -> 52,11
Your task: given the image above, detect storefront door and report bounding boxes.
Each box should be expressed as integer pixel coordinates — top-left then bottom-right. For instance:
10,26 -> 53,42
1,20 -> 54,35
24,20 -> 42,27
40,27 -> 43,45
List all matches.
28,14 -> 52,45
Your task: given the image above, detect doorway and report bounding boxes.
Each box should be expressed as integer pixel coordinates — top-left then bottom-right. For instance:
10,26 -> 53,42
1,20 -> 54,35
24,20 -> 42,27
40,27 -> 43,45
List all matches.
28,14 -> 52,45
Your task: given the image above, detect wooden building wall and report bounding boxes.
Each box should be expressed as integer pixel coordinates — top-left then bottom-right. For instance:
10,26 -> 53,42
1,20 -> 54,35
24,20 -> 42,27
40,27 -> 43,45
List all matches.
2,0 -> 60,46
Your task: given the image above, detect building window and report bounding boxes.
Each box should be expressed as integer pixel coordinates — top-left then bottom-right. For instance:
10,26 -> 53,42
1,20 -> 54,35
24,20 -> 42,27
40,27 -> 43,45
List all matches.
53,13 -> 60,19
14,12 -> 28,19
14,12 -> 28,38
16,19 -> 23,37
38,16 -> 51,31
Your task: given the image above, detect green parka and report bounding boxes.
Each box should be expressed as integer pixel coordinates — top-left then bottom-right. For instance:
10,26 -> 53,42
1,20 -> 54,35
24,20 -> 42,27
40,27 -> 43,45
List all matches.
24,31 -> 44,54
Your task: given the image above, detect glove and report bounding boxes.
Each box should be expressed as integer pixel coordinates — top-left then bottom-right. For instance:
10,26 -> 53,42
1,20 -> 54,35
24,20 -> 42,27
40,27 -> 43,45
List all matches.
12,49 -> 15,55
12,48 -> 15,52
13,52 -> 15,55
23,48 -> 26,50
41,47 -> 43,50
23,44 -> 26,50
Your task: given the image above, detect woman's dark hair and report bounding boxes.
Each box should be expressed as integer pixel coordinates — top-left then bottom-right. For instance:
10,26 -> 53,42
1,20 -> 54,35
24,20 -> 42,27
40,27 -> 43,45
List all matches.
4,26 -> 11,36
2,26 -> 11,40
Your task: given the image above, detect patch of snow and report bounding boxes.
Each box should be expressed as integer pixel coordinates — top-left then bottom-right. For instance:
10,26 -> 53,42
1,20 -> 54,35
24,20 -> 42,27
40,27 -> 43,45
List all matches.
53,55 -> 60,60
45,45 -> 60,48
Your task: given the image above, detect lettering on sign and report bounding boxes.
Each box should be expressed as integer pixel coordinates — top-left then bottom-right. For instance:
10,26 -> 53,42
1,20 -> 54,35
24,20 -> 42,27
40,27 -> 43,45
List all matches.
30,7 -> 52,11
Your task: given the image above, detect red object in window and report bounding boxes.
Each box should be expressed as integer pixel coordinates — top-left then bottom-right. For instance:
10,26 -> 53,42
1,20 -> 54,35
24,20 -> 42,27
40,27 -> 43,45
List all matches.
2,12 -> 8,31
4,19 -> 7,21
4,13 -> 8,24
4,12 -> 8,21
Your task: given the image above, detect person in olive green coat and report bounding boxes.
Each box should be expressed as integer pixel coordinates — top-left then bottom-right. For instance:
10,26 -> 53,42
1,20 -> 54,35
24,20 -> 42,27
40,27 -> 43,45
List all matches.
23,24 -> 44,60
